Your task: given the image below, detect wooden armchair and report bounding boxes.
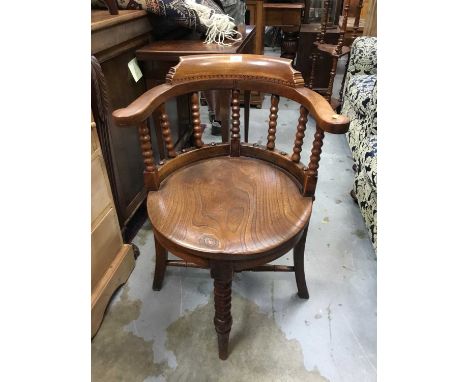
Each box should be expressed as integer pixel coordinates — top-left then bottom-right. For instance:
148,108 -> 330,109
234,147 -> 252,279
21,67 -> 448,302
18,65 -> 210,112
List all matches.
112,54 -> 349,360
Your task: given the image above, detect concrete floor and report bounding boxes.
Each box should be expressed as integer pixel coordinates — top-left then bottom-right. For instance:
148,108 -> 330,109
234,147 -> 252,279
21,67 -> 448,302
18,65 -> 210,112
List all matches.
92,53 -> 377,382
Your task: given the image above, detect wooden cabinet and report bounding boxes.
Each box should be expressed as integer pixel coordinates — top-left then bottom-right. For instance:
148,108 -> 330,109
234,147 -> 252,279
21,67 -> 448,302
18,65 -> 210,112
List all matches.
91,119 -> 135,338
92,10 -> 154,241
91,10 -> 196,239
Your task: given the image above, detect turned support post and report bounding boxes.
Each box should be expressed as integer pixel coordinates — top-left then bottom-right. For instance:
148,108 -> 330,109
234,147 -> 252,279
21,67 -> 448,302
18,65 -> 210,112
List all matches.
210,262 -> 234,360
303,126 -> 325,197
158,104 -> 176,158
138,120 -> 159,191
230,89 -> 241,156
291,106 -> 309,163
191,92 -> 204,148
267,94 -> 279,150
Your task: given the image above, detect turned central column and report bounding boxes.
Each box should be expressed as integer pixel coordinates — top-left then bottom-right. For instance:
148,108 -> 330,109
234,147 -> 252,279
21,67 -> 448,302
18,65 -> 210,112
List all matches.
210,262 -> 233,360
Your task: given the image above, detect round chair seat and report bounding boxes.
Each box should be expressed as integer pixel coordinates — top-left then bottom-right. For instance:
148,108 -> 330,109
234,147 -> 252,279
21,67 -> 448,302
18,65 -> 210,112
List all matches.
148,156 -> 312,261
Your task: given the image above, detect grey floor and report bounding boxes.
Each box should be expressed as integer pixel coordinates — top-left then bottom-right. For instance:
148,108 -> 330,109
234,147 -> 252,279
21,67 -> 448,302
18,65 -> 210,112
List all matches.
92,52 -> 377,382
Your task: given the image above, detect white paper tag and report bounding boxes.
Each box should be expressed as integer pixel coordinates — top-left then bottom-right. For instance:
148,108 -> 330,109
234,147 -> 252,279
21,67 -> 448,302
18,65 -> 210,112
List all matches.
128,58 -> 143,83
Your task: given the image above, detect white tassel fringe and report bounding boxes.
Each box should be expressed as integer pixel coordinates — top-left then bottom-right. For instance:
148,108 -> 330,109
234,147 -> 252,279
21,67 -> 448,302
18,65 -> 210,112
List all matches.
185,0 -> 243,45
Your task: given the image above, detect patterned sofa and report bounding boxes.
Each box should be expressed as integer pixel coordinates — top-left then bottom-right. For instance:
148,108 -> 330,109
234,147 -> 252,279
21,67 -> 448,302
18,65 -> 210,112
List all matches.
341,37 -> 377,250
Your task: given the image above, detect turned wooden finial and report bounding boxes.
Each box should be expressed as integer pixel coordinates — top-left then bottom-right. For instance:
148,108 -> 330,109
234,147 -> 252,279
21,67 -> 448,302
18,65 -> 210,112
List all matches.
336,0 -> 351,55
303,127 -> 325,197
325,58 -> 338,102
158,104 -> 176,158
291,106 -> 309,163
267,95 -> 279,150
319,0 -> 331,44
230,89 -> 241,157
191,92 -> 204,148
138,120 -> 159,191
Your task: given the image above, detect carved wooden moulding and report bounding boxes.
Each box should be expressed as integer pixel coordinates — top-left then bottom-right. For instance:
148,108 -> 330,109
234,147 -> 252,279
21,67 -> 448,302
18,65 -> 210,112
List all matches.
166,54 -> 305,88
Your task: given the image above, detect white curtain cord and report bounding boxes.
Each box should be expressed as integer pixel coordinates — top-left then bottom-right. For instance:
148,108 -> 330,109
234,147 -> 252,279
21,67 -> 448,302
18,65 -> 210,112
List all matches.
185,0 -> 243,46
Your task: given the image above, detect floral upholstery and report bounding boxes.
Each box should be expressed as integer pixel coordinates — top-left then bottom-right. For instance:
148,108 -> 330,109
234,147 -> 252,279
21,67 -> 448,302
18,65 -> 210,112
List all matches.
341,37 -> 377,250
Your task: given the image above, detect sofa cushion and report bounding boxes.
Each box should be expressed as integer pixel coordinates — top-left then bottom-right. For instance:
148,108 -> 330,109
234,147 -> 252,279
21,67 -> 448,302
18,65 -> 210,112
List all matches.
354,170 -> 377,250
348,37 -> 377,77
344,74 -> 377,120
357,135 -> 377,189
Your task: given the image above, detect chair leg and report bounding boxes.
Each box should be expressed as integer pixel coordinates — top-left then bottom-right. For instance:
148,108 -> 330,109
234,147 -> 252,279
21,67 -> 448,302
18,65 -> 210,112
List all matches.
152,234 -> 168,291
294,223 -> 309,299
211,262 -> 233,360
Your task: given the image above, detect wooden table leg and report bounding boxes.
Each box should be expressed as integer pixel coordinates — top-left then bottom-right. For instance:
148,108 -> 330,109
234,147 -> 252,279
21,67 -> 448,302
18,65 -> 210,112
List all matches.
293,223 -> 309,299
151,110 -> 166,160
210,262 -> 233,360
152,234 -> 168,291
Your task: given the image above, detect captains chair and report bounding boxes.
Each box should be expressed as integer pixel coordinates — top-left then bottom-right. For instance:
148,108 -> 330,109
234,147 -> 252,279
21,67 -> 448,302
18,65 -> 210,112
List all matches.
112,54 -> 349,360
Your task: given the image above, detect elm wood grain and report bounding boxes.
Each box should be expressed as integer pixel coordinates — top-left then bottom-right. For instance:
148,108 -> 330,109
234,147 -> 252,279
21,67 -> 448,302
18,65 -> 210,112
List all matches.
112,54 -> 349,359
147,156 -> 312,259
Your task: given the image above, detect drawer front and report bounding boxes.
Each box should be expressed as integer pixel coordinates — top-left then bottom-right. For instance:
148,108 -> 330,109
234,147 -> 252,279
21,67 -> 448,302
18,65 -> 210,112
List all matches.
91,153 -> 114,229
91,207 -> 123,290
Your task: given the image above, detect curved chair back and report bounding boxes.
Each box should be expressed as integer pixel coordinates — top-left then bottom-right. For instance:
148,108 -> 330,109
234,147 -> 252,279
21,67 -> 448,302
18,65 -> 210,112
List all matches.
112,54 -> 349,199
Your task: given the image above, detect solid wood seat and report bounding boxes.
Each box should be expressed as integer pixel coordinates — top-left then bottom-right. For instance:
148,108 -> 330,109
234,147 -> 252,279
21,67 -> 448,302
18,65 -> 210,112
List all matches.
148,156 -> 312,260
112,54 -> 349,360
